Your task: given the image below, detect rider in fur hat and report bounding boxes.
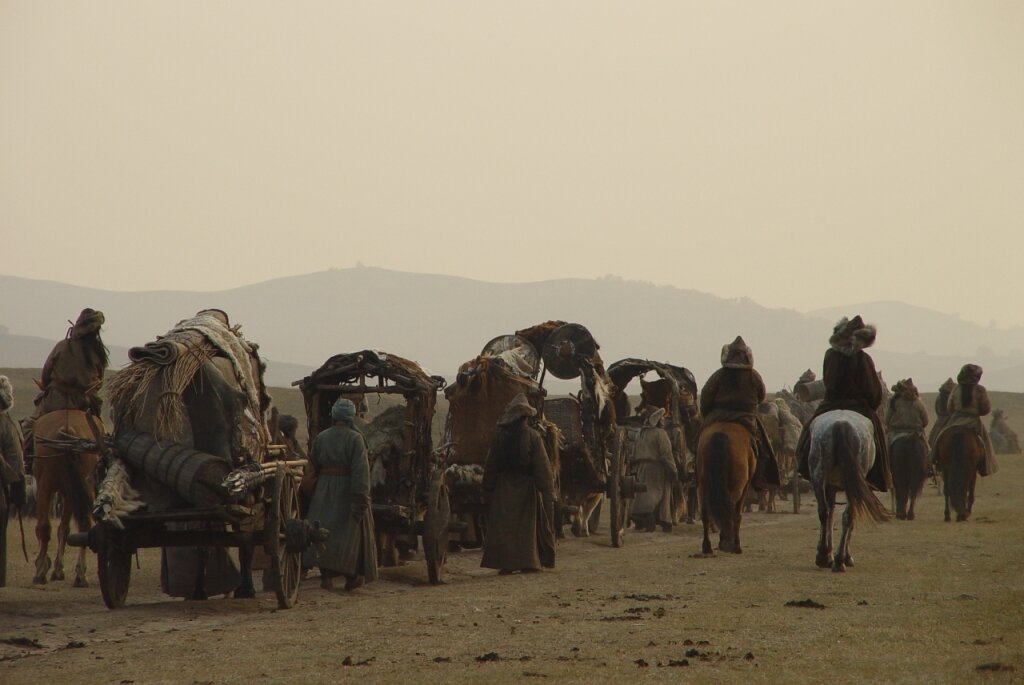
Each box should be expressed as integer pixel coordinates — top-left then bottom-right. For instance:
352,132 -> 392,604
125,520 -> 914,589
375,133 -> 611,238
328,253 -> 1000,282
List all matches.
699,336 -> 781,490
795,316 -> 891,491
886,378 -> 929,455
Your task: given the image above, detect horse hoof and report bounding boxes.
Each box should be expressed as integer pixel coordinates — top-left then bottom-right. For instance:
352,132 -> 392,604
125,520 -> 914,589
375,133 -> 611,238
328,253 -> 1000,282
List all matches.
732,547 -> 743,555
844,557 -> 854,567
956,515 -> 968,522
896,512 -> 906,520
32,575 -> 47,585
51,570 -> 65,581
73,577 -> 89,588
907,512 -> 915,521
944,515 -> 951,522
831,564 -> 846,573
815,556 -> 830,569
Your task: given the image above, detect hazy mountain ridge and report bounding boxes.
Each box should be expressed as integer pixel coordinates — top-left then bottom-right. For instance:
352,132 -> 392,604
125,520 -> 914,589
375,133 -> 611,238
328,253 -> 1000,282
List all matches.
1,269 -> 1021,391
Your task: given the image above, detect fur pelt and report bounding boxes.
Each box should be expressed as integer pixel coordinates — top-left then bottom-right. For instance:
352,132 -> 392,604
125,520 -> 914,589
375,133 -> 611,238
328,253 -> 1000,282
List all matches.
829,316 -> 877,355
93,459 -> 145,529
0,375 -> 12,411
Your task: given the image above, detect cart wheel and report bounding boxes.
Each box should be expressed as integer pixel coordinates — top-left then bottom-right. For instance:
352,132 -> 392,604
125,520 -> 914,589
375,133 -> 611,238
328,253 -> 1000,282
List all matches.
609,434 -> 626,548
97,525 -> 132,609
424,469 -> 450,585
267,464 -> 302,609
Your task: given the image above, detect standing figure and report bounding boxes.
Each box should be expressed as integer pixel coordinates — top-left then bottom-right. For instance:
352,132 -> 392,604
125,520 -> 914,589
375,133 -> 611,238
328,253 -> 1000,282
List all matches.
934,365 -> 998,476
303,398 -> 378,591
277,414 -> 306,460
481,394 -> 556,574
699,337 -> 781,490
928,378 -> 956,450
0,376 -> 27,587
628,408 -> 679,533
796,316 -> 890,492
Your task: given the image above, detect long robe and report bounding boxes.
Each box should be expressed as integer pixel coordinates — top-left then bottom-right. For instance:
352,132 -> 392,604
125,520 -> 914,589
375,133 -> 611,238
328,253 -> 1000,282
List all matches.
36,338 -> 105,414
886,396 -> 929,450
303,423 -> 378,580
481,424 -> 555,571
628,426 -> 676,525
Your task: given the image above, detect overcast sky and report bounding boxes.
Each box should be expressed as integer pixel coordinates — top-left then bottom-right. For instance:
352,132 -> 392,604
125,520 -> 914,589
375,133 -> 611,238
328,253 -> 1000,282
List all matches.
2,2 -> 1021,327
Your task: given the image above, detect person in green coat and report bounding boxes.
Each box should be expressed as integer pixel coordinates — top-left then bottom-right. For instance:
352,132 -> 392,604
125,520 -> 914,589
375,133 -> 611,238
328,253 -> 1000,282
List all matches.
304,397 -> 378,591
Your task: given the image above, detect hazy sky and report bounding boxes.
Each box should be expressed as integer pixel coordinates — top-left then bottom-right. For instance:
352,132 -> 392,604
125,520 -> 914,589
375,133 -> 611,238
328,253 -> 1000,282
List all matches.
2,2 -> 1022,326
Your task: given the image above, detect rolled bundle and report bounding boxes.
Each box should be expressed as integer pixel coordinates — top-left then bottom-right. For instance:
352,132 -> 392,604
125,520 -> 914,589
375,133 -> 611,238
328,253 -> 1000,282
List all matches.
128,340 -> 181,366
795,379 -> 825,403
114,430 -> 232,507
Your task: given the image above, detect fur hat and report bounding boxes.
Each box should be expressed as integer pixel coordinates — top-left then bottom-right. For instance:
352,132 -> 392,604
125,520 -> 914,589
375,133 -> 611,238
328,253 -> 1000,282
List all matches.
892,378 -> 918,398
828,316 -> 877,355
957,364 -> 983,385
798,369 -> 817,384
0,375 -> 12,411
498,393 -> 537,426
331,397 -> 356,422
939,377 -> 956,393
720,336 -> 754,369
70,308 -> 105,338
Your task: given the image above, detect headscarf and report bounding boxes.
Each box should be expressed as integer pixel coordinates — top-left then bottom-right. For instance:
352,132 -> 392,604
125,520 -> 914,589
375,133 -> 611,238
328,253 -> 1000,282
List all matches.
957,364 -> 983,385
0,375 -> 12,411
69,308 -> 105,339
828,315 -> 877,355
331,397 -> 357,422
498,393 -> 537,426
720,336 -> 754,369
798,369 -> 817,384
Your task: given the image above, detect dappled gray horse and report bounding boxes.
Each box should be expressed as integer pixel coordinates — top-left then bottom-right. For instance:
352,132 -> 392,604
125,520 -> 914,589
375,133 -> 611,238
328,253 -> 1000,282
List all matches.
808,410 -> 890,572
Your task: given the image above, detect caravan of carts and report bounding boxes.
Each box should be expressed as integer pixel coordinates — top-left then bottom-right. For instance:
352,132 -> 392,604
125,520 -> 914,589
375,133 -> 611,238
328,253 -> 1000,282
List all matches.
68,313 -> 704,608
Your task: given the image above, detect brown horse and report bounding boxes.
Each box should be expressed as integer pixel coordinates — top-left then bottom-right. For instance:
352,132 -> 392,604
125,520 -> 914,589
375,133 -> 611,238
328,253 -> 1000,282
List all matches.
890,437 -> 928,521
32,410 -> 103,586
697,423 -> 755,555
936,430 -> 983,522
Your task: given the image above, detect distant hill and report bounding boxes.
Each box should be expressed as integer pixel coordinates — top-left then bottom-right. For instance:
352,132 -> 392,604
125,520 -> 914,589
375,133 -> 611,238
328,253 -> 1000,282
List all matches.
1,269 -> 1021,391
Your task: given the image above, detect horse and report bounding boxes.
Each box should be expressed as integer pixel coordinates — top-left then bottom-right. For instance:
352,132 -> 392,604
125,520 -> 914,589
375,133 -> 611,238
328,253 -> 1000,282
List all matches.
935,430 -> 983,522
31,409 -> 103,586
696,422 -> 755,555
890,436 -> 928,521
807,410 -> 890,572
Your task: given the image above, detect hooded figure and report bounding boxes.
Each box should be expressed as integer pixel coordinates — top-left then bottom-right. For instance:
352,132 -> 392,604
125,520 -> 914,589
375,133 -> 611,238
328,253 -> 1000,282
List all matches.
34,308 -> 108,417
481,394 -> 556,574
303,397 -> 378,590
886,378 -> 929,451
698,337 -> 781,489
934,365 -> 998,476
795,316 -> 891,491
989,409 -> 1021,454
627,407 -> 679,532
0,376 -> 26,587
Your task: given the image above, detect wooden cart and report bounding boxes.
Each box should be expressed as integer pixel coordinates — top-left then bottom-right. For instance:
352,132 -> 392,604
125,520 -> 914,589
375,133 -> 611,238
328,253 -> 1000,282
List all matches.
295,350 -> 455,584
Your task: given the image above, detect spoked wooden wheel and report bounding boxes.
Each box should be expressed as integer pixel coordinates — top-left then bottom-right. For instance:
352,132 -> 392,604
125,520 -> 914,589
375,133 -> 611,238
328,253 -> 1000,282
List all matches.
609,432 -> 627,548
97,525 -> 132,609
423,469 -> 451,585
267,465 -> 302,609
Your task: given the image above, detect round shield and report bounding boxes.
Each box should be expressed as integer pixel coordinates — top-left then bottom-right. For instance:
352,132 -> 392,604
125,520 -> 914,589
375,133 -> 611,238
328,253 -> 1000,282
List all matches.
481,334 -> 541,378
542,323 -> 598,380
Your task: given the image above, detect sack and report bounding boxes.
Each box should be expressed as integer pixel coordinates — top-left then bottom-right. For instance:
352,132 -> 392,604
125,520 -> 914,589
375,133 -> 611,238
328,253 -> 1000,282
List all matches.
299,462 -> 318,498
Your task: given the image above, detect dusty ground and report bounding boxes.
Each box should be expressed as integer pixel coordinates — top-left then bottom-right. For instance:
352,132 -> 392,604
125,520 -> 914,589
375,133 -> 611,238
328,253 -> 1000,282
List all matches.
2,453 -> 1022,684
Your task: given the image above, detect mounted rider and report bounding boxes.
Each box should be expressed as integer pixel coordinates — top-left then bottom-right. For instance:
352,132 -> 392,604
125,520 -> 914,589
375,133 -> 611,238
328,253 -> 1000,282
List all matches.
796,316 -> 890,491
928,377 -> 956,450
699,337 -> 781,489
885,378 -> 929,455
934,364 -> 998,476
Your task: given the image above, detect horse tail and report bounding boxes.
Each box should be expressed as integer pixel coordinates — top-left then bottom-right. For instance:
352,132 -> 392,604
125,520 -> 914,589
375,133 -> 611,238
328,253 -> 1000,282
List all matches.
833,421 -> 890,523
908,438 -> 928,499
58,451 -> 94,532
705,431 -> 732,532
947,432 -> 971,518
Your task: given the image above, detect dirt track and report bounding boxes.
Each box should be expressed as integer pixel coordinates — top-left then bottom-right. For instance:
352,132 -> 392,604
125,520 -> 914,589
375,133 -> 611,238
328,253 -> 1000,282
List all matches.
2,458 -> 1022,684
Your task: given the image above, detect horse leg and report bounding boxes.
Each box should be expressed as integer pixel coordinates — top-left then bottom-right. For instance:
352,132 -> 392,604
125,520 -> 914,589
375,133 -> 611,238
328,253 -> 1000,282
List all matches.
943,474 -> 951,522
234,545 -> 256,599
700,496 -> 713,556
832,504 -> 852,573
731,487 -> 746,554
812,482 -> 831,567
51,497 -> 70,582
32,473 -> 55,584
